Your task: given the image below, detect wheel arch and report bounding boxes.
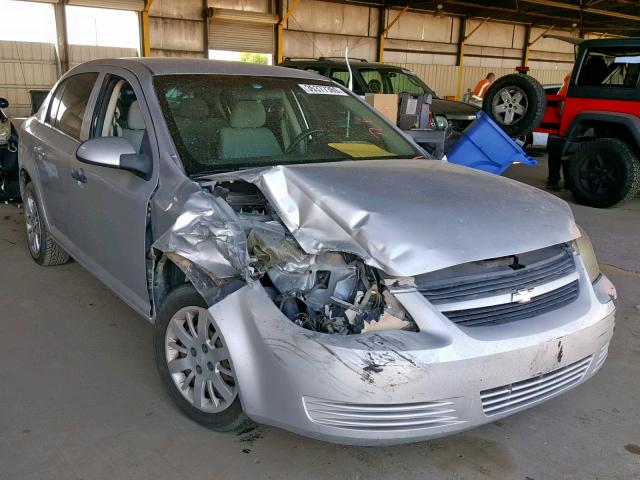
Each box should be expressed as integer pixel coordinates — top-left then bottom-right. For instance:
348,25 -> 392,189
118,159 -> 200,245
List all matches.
566,112 -> 640,155
151,251 -> 244,322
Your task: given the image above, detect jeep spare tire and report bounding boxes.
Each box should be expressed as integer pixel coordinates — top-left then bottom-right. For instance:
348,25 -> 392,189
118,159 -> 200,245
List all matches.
483,74 -> 546,137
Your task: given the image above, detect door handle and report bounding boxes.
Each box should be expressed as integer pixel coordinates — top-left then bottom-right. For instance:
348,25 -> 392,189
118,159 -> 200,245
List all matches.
71,168 -> 87,184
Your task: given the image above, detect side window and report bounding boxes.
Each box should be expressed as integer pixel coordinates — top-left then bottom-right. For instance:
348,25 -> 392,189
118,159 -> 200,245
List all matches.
329,69 -> 364,95
92,76 -> 147,154
387,71 -> 427,95
53,73 -> 98,139
577,49 -> 640,88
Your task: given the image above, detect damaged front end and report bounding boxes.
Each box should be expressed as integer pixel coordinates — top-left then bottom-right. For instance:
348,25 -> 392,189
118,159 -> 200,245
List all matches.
153,179 -> 416,335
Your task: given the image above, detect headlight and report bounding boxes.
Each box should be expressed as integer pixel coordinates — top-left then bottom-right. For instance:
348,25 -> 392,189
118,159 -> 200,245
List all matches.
571,226 -> 600,283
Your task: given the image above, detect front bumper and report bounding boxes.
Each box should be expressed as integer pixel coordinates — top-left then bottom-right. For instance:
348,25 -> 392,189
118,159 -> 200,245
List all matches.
209,265 -> 615,446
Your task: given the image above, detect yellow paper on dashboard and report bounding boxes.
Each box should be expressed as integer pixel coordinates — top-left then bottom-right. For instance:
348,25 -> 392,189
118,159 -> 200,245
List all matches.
328,142 -> 393,158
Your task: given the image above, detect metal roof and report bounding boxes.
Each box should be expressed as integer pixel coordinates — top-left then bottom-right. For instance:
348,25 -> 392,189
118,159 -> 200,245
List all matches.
355,0 -> 640,37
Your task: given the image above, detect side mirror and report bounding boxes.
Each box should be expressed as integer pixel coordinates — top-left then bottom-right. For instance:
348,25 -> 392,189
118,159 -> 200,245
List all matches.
76,137 -> 152,181
0,97 -> 8,109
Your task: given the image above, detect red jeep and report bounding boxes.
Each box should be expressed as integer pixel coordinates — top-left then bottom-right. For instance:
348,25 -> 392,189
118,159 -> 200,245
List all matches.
484,38 -> 640,208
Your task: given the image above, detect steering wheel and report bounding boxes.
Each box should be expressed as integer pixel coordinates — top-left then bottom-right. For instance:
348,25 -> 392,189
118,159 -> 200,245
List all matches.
285,129 -> 327,154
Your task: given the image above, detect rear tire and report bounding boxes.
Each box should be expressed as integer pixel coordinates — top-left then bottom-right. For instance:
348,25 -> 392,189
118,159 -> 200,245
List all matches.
153,284 -> 251,432
569,138 -> 640,208
23,183 -> 70,266
483,74 -> 546,137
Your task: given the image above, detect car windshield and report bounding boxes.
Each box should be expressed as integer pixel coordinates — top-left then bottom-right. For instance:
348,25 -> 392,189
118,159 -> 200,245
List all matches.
153,74 -> 421,176
360,68 -> 436,96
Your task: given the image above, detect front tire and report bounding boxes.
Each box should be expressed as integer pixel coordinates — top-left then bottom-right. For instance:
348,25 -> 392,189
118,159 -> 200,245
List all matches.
23,183 -> 70,266
569,138 -> 640,208
483,74 -> 546,137
153,284 -> 250,431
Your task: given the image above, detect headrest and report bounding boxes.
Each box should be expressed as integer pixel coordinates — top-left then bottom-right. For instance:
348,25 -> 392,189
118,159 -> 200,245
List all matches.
177,97 -> 209,118
127,100 -> 145,130
230,101 -> 266,128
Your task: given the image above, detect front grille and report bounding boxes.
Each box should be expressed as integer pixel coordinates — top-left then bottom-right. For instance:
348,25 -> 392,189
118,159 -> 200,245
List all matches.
443,280 -> 579,327
480,355 -> 592,416
303,397 -> 464,431
419,248 -> 576,305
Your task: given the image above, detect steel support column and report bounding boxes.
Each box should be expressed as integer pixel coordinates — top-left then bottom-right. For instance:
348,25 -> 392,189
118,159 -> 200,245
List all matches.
523,24 -> 555,67
141,0 -> 154,57
53,2 -> 70,75
277,0 -> 301,65
455,16 -> 489,100
378,5 -> 409,63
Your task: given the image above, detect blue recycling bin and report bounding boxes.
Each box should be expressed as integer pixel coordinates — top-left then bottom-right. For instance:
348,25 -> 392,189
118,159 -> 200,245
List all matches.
447,111 -> 537,175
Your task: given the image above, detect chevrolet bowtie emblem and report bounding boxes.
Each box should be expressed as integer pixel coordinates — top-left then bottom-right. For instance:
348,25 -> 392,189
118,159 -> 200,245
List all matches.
512,288 -> 535,304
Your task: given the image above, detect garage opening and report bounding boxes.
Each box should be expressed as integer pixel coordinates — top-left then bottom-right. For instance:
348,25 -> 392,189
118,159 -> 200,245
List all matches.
209,50 -> 272,65
208,8 -> 276,63
0,0 -> 57,44
65,5 -> 140,52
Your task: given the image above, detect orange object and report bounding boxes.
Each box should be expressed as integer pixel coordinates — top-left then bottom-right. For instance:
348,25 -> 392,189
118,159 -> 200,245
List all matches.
473,78 -> 491,99
557,74 -> 571,96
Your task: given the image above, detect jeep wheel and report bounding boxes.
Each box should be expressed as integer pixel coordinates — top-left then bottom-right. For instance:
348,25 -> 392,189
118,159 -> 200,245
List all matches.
569,138 -> 640,208
154,284 -> 251,431
483,74 -> 546,137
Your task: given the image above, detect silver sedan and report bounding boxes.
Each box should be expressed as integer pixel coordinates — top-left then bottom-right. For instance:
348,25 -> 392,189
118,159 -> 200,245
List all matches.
18,58 -> 616,445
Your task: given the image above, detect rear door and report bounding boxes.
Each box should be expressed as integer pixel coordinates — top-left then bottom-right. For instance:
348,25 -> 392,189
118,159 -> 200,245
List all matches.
35,72 -> 99,254
67,67 -> 159,317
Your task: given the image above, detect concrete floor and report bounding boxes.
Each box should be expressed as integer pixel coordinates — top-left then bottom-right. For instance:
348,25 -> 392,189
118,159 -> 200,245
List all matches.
1,157 -> 639,480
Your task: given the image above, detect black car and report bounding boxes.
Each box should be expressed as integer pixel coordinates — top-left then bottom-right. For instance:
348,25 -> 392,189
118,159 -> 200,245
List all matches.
280,57 -> 478,136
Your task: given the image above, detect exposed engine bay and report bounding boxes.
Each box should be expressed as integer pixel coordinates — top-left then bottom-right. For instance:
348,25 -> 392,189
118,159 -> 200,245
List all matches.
210,181 -> 416,335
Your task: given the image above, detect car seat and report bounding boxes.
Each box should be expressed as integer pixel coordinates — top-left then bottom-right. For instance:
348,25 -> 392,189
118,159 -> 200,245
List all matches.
219,100 -> 282,161
174,97 -> 225,163
580,56 -> 607,86
368,79 -> 382,93
121,100 -> 146,152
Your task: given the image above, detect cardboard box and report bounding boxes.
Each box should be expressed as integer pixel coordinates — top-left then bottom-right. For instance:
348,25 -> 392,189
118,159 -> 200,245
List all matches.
365,93 -> 398,124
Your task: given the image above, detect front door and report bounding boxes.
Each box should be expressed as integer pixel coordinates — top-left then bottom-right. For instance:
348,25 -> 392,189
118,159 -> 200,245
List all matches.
68,68 -> 159,317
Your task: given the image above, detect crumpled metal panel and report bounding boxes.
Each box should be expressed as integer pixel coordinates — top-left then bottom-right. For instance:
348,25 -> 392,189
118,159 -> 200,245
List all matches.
209,159 -> 580,277
152,190 -> 248,279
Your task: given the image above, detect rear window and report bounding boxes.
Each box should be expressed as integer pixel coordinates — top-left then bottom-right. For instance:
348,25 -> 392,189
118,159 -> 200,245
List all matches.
577,48 -> 640,88
47,72 -> 98,139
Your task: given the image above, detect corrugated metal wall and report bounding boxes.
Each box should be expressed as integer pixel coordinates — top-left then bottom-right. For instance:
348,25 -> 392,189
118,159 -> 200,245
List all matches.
0,41 -> 57,118
0,41 -> 137,118
393,63 -> 571,98
69,44 -> 138,68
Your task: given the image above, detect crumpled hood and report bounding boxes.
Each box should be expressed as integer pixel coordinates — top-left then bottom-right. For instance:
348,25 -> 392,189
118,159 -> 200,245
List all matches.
216,160 -> 579,276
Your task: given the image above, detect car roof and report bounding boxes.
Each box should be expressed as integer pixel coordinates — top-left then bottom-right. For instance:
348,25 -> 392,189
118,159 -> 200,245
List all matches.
280,59 -> 408,70
69,57 -> 329,81
579,37 -> 640,49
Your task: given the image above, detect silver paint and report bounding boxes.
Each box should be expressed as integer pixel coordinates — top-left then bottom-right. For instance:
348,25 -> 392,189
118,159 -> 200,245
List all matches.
207,160 -> 580,276
18,58 -> 615,446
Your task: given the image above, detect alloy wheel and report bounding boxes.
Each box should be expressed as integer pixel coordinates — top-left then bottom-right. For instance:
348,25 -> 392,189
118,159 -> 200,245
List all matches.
491,86 -> 528,125
24,195 -> 41,256
578,153 -> 621,195
164,306 -> 237,413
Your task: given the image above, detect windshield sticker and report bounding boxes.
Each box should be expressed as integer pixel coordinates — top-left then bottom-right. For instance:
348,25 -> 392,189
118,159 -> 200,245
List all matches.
328,142 -> 393,158
299,84 -> 348,96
